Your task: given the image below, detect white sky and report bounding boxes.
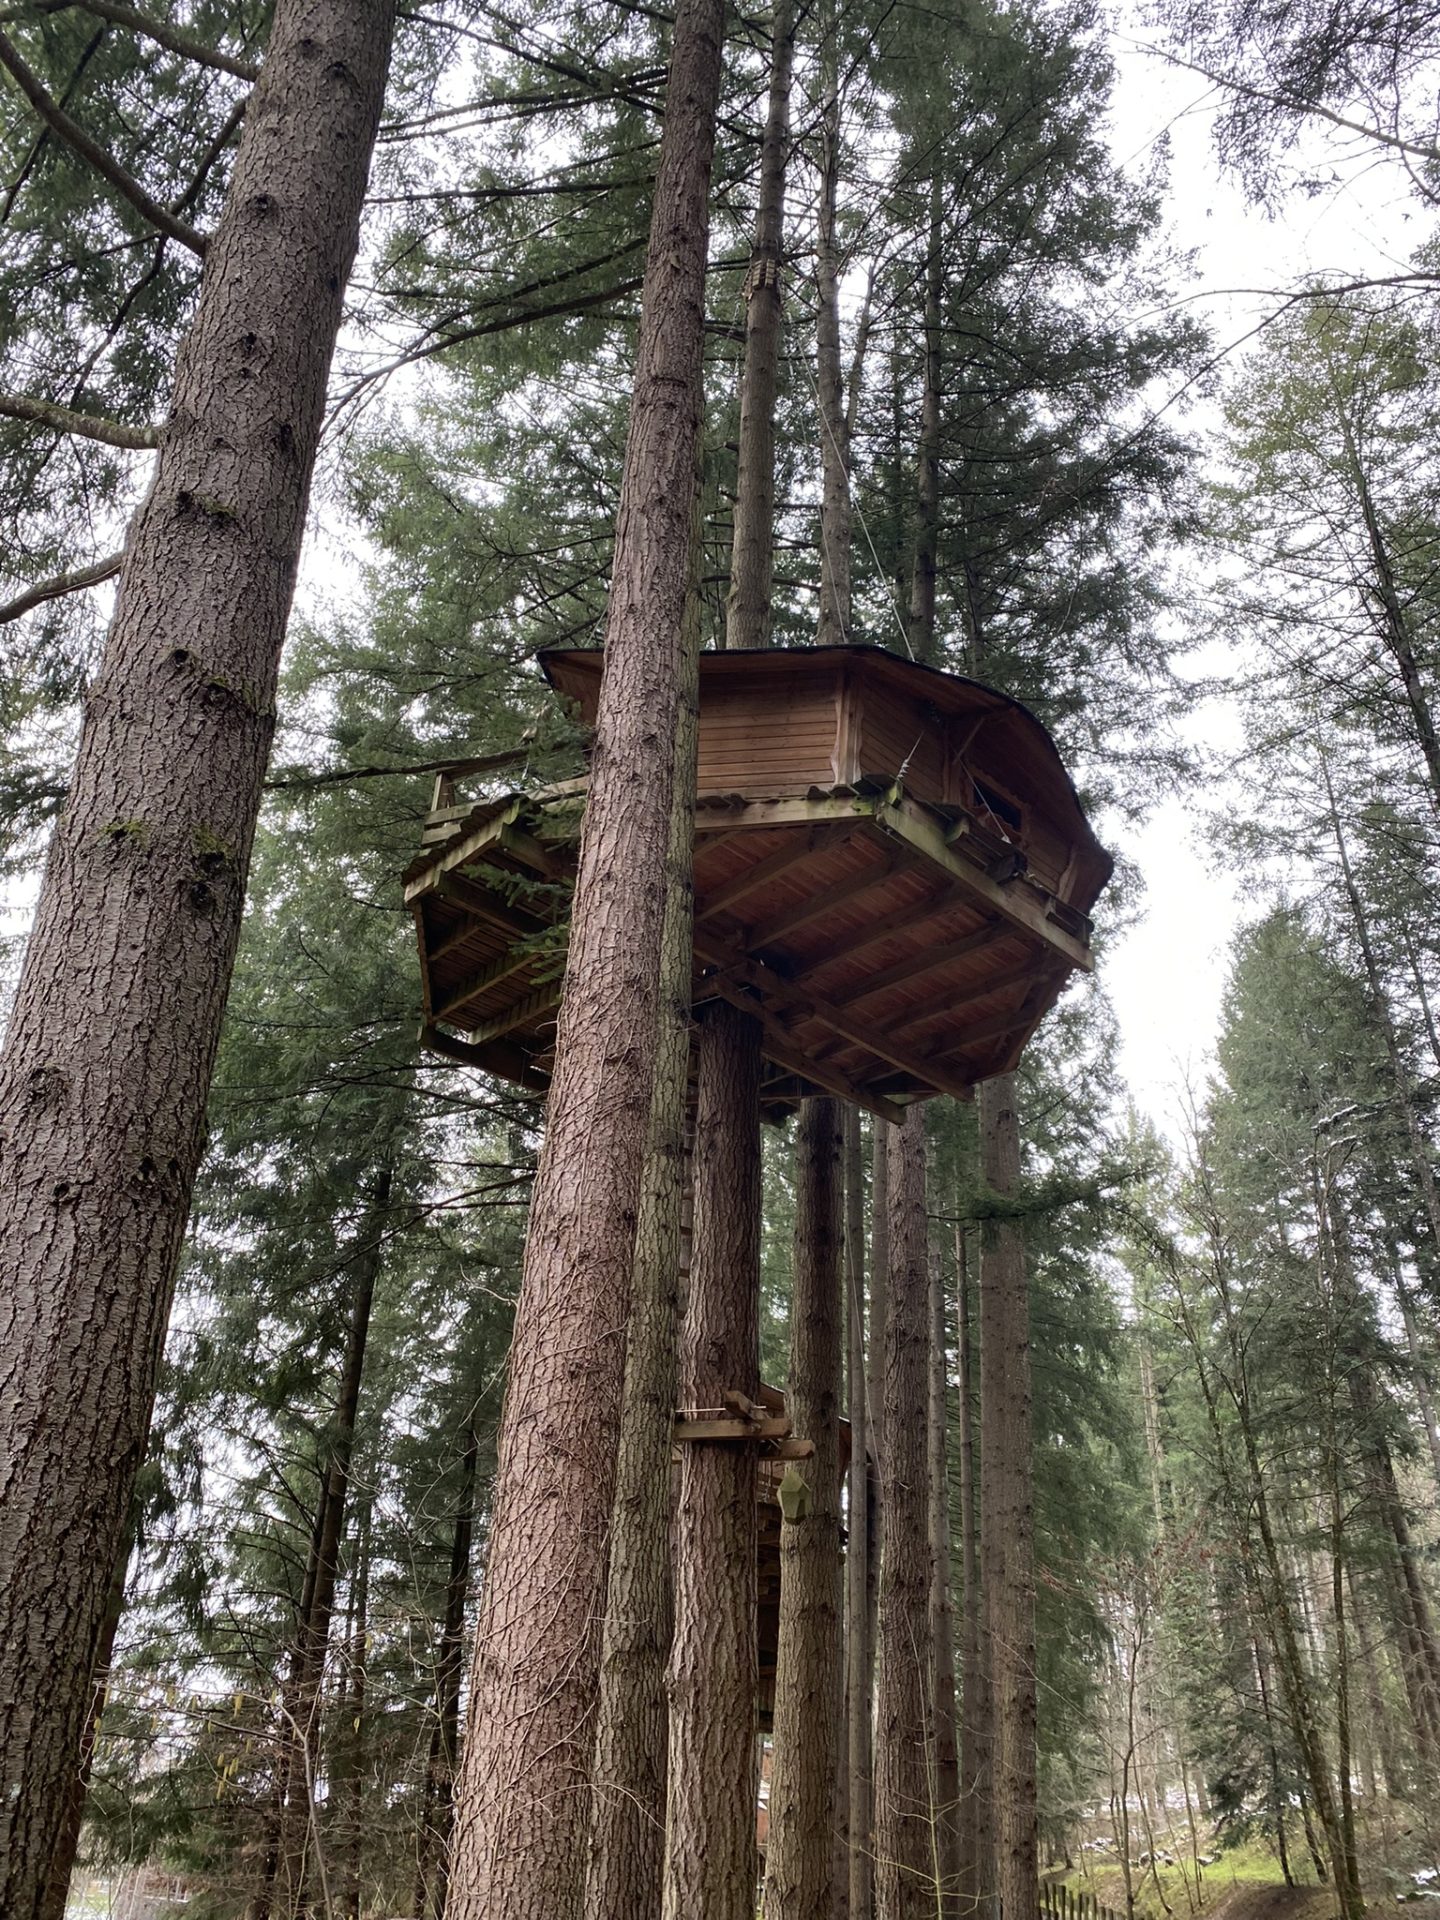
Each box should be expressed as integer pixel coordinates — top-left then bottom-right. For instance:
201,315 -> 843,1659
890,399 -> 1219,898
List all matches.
1096,11 -> 1426,1140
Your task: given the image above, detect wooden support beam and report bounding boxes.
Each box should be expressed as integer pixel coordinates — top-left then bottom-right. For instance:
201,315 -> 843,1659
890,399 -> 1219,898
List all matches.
827,917 -> 1005,1008
693,791 -> 882,834
929,975 -> 1061,1061
874,967 -> 1020,1041
696,821 -> 851,922
703,974 -> 905,1123
433,943 -> 550,1022
429,868 -> 553,941
674,1415 -> 792,1442
742,848 -> 898,952
468,980 -> 563,1046
419,1022 -> 550,1092
868,798 -> 1093,972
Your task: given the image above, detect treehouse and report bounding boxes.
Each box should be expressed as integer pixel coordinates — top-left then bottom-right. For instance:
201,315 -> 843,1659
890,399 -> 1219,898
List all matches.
404,643 -> 1111,1119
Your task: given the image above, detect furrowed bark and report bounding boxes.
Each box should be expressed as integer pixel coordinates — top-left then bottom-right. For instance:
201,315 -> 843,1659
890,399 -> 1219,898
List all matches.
766,1096 -> 844,1920
873,1106 -> 933,1919
845,1106 -> 874,1920
584,584 -> 700,1920
928,1238 -> 961,1914
415,1428 -> 478,1920
813,0 -> 850,647
445,7 -> 722,1912
954,1216 -> 989,1913
0,8 -> 395,1909
723,0 -> 794,652
979,1074 -> 1037,1920
663,1001 -> 763,1920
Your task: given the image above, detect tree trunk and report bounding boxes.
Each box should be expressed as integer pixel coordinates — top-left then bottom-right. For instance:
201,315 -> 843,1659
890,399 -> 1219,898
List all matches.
814,0 -> 851,647
845,1108 -> 874,1920
979,1074 -> 1038,1920
585,615 -> 699,1920
446,8 -> 722,1913
955,1219 -> 989,1917
767,1097 -> 845,1919
723,0 -> 794,653
0,8 -> 395,1909
663,1000 -> 763,1920
867,1118 -> 890,1671
873,1106 -> 933,1919
908,177 -> 943,666
416,1429 -> 479,1920
337,1499 -> 370,1920
929,1240 -> 962,1914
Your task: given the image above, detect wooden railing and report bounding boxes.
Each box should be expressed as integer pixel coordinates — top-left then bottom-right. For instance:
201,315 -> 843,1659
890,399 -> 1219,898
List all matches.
1041,1880 -> 1126,1920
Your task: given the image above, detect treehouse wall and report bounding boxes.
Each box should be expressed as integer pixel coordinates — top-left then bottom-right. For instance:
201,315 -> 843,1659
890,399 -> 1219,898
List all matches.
697,671 -> 840,793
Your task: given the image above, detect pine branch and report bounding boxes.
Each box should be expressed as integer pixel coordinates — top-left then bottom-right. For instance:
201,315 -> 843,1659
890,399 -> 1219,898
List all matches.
0,387 -> 158,448
0,28 -> 208,255
0,550 -> 122,625
40,0 -> 261,82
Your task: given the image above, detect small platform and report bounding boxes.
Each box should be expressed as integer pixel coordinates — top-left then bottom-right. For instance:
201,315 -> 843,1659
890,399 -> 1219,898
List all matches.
404,646 -> 1111,1119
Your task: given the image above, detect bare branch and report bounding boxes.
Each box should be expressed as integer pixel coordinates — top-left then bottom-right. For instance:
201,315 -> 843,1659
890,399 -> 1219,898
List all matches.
0,550 -> 122,625
38,0 -> 260,81
264,744 -> 536,793
0,28 -> 208,255
0,388 -> 158,448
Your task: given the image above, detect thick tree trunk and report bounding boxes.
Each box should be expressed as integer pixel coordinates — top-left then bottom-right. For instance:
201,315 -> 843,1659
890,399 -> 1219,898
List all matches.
446,8 -> 722,1914
845,1108 -> 874,1920
954,1220 -> 989,1917
584,619 -> 699,1920
0,9 -> 395,1910
867,1118 -> 890,1673
814,0 -> 851,647
724,0 -> 794,652
979,1074 -> 1038,1920
416,1429 -> 479,1920
873,1106 -> 934,1919
663,1001 -> 763,1920
908,177 -> 943,666
929,1240 -> 962,1915
767,1097 -> 845,1919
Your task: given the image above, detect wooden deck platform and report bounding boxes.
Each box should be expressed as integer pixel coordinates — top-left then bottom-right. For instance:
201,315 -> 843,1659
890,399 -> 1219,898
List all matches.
404,646 -> 1111,1119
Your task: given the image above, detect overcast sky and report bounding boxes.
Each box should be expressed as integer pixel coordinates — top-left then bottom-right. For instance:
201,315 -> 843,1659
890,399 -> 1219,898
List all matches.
1097,11 -> 1424,1140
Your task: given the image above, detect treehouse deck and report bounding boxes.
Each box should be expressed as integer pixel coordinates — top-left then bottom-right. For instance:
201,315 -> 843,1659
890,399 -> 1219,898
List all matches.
403,645 -> 1111,1119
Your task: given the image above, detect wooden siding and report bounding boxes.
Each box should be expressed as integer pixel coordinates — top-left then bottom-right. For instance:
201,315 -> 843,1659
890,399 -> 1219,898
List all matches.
696,675 -> 840,793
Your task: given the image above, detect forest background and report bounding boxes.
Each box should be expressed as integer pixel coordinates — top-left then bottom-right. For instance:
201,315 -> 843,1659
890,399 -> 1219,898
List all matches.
3,0 -> 1440,1916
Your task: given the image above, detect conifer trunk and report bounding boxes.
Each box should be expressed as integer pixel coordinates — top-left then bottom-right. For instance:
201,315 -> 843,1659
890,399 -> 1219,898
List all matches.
908,178 -> 943,666
446,7 -> 722,1912
724,0 -> 794,652
979,1074 -> 1038,1920
954,1219 -> 989,1916
845,1108 -> 874,1920
416,1429 -> 478,1920
928,1241 -> 962,1914
874,1106 -> 933,1918
585,619 -> 699,1920
663,1001 -> 763,1920
814,0 -> 851,646
0,10 -> 395,1909
867,1120 -> 890,1669
766,1097 -> 845,1919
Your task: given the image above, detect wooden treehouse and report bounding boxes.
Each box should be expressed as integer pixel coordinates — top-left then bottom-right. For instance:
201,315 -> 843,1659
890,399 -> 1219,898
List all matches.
403,643 -> 1112,1121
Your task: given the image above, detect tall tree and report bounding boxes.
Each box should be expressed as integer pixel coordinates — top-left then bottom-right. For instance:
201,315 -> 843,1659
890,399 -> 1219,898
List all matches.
445,5 -> 725,1913
0,7 -> 396,1911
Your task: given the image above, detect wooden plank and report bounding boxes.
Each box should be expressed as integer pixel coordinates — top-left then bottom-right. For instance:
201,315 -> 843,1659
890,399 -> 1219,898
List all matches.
429,869 -> 553,941
469,980 -> 562,1046
931,975 -> 1060,1058
693,792 -> 882,834
878,969 -> 1022,1039
404,796 -> 523,901
786,874 -> 971,981
696,821 -> 851,922
419,1022 -> 550,1091
828,917 -> 1004,1007
869,799 -> 1093,972
433,943 -> 549,1023
674,1416 -> 791,1441
742,849 -> 898,951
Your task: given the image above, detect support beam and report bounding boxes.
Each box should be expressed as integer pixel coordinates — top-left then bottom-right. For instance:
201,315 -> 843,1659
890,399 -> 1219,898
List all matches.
432,945 -> 548,1022
744,849 -> 898,951
827,919 -> 1004,1008
697,821 -> 851,922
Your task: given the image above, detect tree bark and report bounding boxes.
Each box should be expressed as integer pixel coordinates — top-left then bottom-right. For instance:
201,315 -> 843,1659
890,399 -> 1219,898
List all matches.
767,1097 -> 845,1920
416,1429 -> 479,1920
979,1074 -> 1038,1920
929,1239 -> 962,1914
873,1106 -> 933,1919
663,1000 -> 763,1920
954,1218 -> 989,1917
584,610 -> 699,1920
867,1118 -> 890,1672
813,0 -> 851,647
0,9 -> 395,1911
845,1107 -> 874,1920
445,8 -> 723,1914
723,0 -> 794,653
908,177 -> 943,666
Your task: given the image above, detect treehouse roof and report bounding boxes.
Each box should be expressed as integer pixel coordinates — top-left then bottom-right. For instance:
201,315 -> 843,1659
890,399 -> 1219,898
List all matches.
405,644 -> 1111,1118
